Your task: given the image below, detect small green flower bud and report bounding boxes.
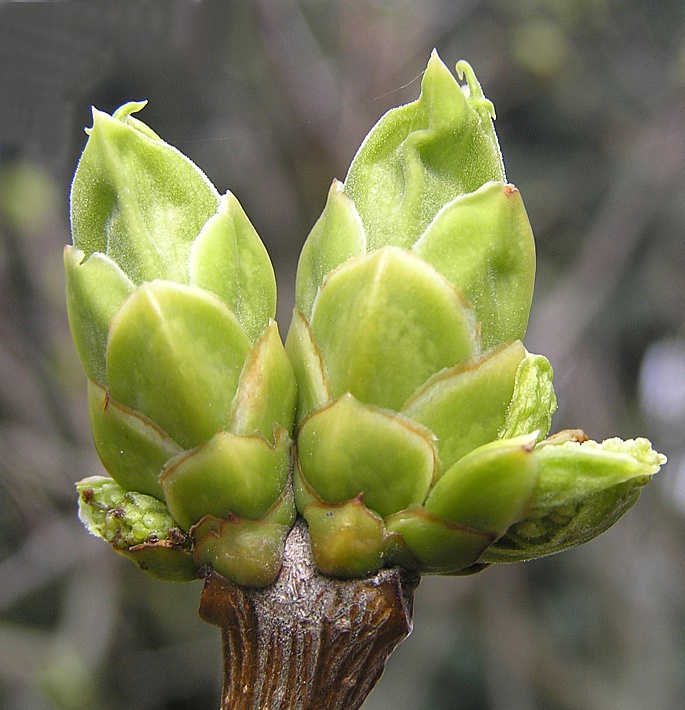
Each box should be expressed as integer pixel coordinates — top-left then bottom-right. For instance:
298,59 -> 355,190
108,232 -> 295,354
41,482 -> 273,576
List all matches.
76,476 -> 196,582
384,506 -> 494,576
303,497 -> 386,578
343,53 -> 505,252
68,103 -> 296,586
482,433 -> 666,562
287,51 -> 665,578
70,101 -> 219,286
191,515 -> 290,588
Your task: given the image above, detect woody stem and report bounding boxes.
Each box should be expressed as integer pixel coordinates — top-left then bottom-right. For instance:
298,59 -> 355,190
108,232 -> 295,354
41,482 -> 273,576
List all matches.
199,518 -> 419,710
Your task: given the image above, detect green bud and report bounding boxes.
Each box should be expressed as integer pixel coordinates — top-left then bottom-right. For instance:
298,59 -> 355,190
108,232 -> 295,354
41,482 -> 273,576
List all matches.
303,497 -> 387,578
309,247 -> 478,411
424,433 -> 540,536
87,380 -> 181,499
70,102 -> 219,285
68,103 -> 296,586
160,428 -> 291,530
191,515 -> 290,588
64,246 -> 135,385
403,341 -> 527,472
482,433 -> 666,562
76,476 -> 196,582
287,51 -> 665,578
384,507 -> 493,575
413,181 -> 535,350
296,393 -> 438,518
344,52 -> 504,251
105,281 -> 252,449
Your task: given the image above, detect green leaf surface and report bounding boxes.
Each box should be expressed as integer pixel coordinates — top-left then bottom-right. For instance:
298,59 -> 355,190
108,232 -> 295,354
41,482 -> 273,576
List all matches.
284,309 -> 332,425
344,51 -> 504,250
424,433 -> 540,536
310,247 -> 479,411
189,191 -> 276,342
87,380 -> 182,500
413,181 -> 535,349
293,458 -> 324,511
303,498 -> 386,578
229,320 -> 297,442
480,479 -> 644,564
70,102 -> 219,284
161,430 -> 291,530
403,340 -> 526,472
294,179 -> 366,319
192,515 -> 289,587
499,350 -> 557,441
261,479 -> 297,527
297,393 -> 438,518
106,281 -> 251,449
117,542 -> 197,583
64,246 -> 134,385
532,435 -> 665,511
385,506 -> 493,574
481,430 -> 666,563
479,436 -> 665,563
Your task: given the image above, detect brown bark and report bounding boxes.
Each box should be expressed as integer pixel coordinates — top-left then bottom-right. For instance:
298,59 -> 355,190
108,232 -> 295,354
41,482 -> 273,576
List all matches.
199,518 -> 419,710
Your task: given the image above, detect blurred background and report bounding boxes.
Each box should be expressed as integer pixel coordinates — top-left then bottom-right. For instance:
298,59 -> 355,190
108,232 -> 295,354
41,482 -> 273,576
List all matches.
0,0 -> 684,708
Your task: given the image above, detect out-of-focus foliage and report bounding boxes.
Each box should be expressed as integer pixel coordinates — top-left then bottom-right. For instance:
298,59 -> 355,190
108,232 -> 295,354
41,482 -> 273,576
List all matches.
0,1 -> 683,709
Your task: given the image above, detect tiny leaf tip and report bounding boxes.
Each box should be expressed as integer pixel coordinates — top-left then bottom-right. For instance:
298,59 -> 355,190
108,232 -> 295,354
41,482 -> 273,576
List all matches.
455,60 -> 496,120
112,100 -> 149,122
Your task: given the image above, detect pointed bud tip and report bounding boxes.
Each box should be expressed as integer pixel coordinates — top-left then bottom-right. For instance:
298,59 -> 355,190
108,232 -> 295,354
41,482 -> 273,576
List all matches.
217,190 -> 240,216
111,100 -> 149,121
63,243 -> 85,265
455,60 -> 496,120
86,104 -> 126,134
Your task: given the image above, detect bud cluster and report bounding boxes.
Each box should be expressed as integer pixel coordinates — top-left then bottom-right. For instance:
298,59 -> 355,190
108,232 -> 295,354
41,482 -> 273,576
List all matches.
67,103 -> 296,585
68,55 -> 664,586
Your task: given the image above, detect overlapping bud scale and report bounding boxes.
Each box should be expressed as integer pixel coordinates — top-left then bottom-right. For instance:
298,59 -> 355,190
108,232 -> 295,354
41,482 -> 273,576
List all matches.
68,54 -> 664,587
286,52 -> 664,577
67,102 -> 296,586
